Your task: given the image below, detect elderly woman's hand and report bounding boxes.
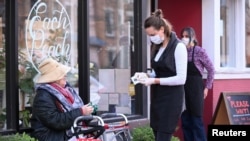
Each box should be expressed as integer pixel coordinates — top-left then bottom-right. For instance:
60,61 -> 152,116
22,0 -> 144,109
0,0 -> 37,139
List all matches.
81,104 -> 94,115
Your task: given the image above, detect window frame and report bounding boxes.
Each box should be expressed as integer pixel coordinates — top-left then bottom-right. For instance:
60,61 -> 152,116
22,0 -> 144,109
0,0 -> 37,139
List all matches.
0,0 -> 149,134
202,0 -> 250,79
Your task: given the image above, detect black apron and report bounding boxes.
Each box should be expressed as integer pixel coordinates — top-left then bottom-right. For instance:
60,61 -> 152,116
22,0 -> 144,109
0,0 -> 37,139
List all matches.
184,46 -> 204,117
150,33 -> 184,133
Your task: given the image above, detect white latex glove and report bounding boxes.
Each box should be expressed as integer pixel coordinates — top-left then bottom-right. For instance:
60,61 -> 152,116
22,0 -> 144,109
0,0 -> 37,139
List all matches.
135,72 -> 147,77
140,78 -> 155,86
134,72 -> 148,81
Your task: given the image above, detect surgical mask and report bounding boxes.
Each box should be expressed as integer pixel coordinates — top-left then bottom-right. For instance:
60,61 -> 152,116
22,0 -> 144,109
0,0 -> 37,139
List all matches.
150,34 -> 164,44
181,37 -> 190,46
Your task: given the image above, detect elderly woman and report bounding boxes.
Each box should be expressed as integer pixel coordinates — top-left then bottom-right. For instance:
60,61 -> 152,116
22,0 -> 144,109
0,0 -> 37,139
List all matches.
30,58 -> 94,141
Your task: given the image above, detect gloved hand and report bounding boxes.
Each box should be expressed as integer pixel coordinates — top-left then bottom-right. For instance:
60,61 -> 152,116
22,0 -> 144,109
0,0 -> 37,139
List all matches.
134,72 -> 148,81
140,78 -> 155,86
134,72 -> 147,78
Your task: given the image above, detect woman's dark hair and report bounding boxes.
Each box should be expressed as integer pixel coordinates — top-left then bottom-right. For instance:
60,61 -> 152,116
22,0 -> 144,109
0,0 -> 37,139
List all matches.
144,9 -> 173,57
144,9 -> 172,37
180,27 -> 198,46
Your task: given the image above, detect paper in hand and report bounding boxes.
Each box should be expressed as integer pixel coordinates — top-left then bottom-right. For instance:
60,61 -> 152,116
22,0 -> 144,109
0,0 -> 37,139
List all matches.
131,73 -> 148,85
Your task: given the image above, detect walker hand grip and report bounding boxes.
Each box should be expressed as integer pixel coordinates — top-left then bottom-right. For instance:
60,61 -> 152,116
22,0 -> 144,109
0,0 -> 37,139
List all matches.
73,115 -> 104,127
71,115 -> 105,136
71,115 -> 105,139
73,115 -> 94,127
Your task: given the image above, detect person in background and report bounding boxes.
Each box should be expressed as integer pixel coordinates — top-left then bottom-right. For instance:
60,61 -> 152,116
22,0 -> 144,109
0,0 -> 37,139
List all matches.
135,9 -> 187,141
30,58 -> 94,141
180,27 -> 214,141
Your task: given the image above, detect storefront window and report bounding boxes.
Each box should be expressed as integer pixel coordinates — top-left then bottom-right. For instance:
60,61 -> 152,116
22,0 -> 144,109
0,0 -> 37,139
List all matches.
0,0 -> 5,131
220,0 -> 236,67
17,0 -> 78,128
88,0 -> 135,115
246,0 -> 250,67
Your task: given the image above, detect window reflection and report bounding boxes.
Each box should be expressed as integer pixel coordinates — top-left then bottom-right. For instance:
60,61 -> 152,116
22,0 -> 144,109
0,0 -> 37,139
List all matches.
105,8 -> 115,37
0,0 -> 5,131
246,0 -> 250,67
220,0 -> 236,67
18,0 -> 78,128
89,0 -> 135,115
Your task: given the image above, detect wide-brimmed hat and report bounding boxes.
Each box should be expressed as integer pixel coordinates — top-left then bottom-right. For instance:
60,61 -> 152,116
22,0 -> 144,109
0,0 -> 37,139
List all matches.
35,58 -> 71,83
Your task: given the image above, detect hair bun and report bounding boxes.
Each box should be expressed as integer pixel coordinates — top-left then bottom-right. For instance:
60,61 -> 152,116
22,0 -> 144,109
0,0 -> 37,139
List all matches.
153,9 -> 163,18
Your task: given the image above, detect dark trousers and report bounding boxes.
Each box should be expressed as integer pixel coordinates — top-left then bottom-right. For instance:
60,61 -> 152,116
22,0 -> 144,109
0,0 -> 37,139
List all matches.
181,111 -> 207,141
153,130 -> 172,141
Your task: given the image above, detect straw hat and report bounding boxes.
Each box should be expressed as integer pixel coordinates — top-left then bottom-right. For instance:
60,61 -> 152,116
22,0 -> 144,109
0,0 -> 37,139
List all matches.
35,58 -> 71,83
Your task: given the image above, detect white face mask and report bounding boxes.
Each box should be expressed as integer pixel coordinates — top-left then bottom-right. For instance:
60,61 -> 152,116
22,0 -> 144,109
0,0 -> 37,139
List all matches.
150,34 -> 164,44
181,37 -> 190,46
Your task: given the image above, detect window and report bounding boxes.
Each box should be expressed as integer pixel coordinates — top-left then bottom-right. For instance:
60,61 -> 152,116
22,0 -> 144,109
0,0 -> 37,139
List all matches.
202,0 -> 250,78
220,0 -> 236,67
17,0 -> 78,129
219,0 -> 249,71
218,0 -> 249,72
0,0 -> 147,134
0,0 -> 5,131
246,0 -> 250,67
88,0 -> 136,115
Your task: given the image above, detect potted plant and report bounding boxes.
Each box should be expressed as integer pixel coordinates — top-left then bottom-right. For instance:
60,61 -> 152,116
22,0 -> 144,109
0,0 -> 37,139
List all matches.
18,50 -> 38,106
132,124 -> 180,141
132,124 -> 155,141
19,109 -> 31,128
0,46 -> 5,71
18,50 -> 39,128
0,47 -> 5,90
0,132 -> 37,141
0,108 -> 6,129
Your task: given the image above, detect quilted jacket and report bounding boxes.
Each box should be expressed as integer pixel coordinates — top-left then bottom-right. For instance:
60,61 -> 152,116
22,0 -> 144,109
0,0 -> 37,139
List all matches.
30,88 -> 83,141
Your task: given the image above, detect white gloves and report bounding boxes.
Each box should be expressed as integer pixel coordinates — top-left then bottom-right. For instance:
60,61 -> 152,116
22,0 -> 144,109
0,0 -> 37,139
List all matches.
132,72 -> 156,86
131,72 -> 148,85
134,72 -> 148,79
140,78 -> 155,86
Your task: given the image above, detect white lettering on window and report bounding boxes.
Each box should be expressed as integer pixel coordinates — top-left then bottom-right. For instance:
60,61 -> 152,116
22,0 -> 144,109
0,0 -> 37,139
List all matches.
25,0 -> 71,73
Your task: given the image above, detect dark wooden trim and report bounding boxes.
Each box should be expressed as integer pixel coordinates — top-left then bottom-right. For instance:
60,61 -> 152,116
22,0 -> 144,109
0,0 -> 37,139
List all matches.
151,0 -> 158,13
5,0 -> 19,131
78,0 -> 90,104
133,0 -> 149,117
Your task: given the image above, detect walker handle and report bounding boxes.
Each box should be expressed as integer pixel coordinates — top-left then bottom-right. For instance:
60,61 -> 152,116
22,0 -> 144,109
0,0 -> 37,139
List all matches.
73,115 -> 104,127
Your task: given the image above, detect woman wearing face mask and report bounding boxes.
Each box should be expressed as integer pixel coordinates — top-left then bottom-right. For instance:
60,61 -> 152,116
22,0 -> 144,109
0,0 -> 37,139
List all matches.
180,27 -> 214,141
135,9 -> 187,141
